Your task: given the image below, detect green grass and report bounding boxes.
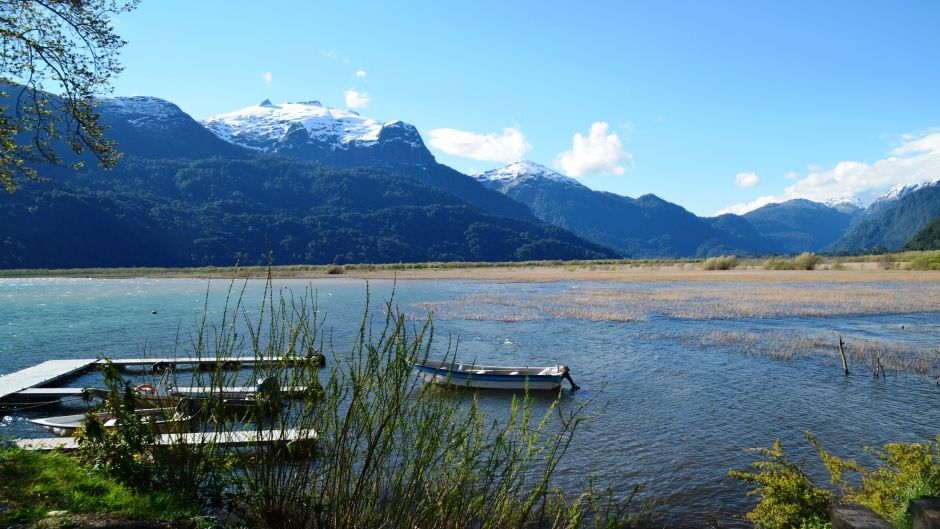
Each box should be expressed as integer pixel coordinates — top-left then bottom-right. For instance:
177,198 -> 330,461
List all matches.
0,447 -> 197,525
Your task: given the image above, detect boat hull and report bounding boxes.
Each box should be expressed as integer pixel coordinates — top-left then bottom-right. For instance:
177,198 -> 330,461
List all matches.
414,362 -> 563,390
29,409 -> 192,437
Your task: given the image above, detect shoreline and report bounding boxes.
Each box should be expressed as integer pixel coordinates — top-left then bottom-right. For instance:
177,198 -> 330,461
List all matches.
1,262 -> 940,282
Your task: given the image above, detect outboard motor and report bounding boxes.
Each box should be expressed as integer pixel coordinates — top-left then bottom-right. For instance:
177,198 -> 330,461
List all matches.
560,365 -> 579,390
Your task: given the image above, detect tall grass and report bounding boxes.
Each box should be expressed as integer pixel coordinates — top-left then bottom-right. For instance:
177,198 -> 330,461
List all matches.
84,273 -> 640,529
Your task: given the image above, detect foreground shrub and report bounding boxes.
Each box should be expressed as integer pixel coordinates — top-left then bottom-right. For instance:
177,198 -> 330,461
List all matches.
810,434 -> 940,529
729,438 -> 832,529
732,434 -> 940,529
703,255 -> 738,270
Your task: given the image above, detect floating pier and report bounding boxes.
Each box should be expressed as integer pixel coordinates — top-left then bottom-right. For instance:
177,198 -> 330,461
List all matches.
0,356 -> 319,404
15,428 -> 318,452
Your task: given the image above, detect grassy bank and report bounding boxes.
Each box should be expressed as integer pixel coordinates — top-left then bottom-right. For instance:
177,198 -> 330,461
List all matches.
1,251 -> 939,281
0,447 -> 197,526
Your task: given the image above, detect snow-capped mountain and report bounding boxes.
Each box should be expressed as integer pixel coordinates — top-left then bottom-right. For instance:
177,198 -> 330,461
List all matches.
829,176 -> 940,252
198,98 -> 533,220
97,96 -> 248,159
476,161 -> 585,191
202,99 -> 434,168
98,96 -> 192,130
866,177 -> 940,214
823,197 -> 864,214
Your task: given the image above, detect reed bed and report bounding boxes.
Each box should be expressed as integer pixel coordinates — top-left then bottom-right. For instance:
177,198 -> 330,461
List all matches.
84,275 -> 645,529
654,330 -> 940,379
415,282 -> 940,322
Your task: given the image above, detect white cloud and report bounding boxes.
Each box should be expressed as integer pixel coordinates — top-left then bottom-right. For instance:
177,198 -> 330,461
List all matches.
262,71 -> 273,84
344,89 -> 370,108
554,122 -> 632,177
735,171 -> 760,188
319,49 -> 337,59
355,68 -> 367,78
784,171 -> 799,180
717,131 -> 940,215
427,126 -> 531,163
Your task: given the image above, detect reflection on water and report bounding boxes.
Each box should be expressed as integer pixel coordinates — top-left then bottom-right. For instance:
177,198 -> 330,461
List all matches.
1,277 -> 938,523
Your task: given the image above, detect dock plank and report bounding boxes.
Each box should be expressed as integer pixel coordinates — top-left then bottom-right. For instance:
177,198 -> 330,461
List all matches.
0,360 -> 97,402
16,428 -> 318,452
1,356 -> 317,404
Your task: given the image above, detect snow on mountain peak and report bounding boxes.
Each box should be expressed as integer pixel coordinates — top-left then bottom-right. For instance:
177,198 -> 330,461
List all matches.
97,96 -> 188,129
868,177 -> 940,210
823,196 -> 864,213
202,100 -> 386,151
477,160 -> 584,188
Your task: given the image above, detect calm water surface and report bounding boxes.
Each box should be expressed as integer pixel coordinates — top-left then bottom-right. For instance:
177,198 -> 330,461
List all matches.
1,277 -> 937,523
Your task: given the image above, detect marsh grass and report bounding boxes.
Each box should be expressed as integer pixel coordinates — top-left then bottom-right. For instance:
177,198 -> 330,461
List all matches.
659,330 -> 940,379
415,283 -> 940,322
89,272 -> 642,529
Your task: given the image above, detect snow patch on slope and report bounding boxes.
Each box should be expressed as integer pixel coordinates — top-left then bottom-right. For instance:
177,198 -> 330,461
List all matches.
867,177 -> 940,211
202,100 -> 384,152
477,161 -> 585,188
97,96 -> 188,129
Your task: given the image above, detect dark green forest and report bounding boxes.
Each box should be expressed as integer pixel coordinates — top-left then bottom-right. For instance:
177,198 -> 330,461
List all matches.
0,156 -> 616,268
904,214 -> 940,251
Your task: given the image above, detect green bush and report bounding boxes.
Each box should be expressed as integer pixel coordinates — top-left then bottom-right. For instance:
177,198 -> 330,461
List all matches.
729,438 -> 833,529
732,434 -> 940,529
908,252 -> 940,270
764,253 -> 822,271
810,434 -> 940,529
793,252 -> 822,270
324,263 -> 344,274
703,255 -> 738,270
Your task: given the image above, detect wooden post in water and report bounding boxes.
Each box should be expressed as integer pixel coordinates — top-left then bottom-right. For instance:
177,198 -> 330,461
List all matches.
838,336 -> 849,376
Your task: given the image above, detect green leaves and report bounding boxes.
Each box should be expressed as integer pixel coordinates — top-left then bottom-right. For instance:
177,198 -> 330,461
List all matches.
0,0 -> 138,192
732,434 -> 940,529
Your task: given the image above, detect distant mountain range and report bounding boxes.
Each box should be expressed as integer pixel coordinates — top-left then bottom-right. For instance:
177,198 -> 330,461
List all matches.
0,96 -> 614,267
739,199 -> 860,253
475,161 -> 772,257
2,93 -> 939,267
827,178 -> 940,253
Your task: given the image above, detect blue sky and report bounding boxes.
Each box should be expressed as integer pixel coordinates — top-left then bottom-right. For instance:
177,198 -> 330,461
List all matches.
111,1 -> 940,216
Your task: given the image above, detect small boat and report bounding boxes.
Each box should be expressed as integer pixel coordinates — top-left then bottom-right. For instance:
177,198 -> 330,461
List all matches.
29,406 -> 193,437
135,370 -> 279,411
414,360 -> 579,390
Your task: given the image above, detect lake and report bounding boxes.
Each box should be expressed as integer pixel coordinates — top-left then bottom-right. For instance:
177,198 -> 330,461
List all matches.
1,276 -> 938,524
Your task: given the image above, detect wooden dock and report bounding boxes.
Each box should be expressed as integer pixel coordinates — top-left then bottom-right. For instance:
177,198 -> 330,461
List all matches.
16,428 -> 318,452
0,356 -> 319,404
0,360 -> 98,403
